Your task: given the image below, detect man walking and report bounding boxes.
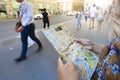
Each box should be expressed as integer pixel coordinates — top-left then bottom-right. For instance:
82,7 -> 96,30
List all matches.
89,4 -> 97,29
15,0 -> 42,62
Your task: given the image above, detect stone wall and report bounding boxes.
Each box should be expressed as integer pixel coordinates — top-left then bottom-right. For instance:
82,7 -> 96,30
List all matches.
108,0 -> 120,41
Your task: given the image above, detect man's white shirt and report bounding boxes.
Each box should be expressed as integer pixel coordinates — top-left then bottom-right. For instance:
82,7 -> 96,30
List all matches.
90,7 -> 97,18
20,0 -> 34,27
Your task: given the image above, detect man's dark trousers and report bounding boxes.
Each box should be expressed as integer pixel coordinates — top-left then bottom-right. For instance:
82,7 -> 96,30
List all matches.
20,23 -> 42,57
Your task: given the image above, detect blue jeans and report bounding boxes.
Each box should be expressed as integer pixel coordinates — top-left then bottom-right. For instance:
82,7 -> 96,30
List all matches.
20,23 -> 42,57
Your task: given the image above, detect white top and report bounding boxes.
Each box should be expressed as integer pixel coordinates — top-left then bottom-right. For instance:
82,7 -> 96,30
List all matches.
90,7 -> 97,17
20,0 -> 34,27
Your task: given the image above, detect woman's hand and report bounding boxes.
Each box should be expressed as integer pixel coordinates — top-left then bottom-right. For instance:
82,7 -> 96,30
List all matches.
57,57 -> 79,80
73,38 -> 81,43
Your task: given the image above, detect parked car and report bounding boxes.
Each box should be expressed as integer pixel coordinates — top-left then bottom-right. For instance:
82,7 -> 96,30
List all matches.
34,13 -> 43,20
66,11 -> 77,16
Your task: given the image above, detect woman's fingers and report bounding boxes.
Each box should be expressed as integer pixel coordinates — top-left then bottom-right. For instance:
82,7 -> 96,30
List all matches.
58,57 -> 64,66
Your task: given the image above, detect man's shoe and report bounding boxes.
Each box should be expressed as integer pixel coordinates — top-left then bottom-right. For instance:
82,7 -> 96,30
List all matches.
14,56 -> 27,62
36,46 -> 42,53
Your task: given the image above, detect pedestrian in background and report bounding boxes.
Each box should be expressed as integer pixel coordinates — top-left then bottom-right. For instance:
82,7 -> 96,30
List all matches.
76,8 -> 82,29
96,8 -> 104,30
15,0 -> 42,62
84,10 -> 89,22
89,4 -> 97,29
41,8 -> 50,29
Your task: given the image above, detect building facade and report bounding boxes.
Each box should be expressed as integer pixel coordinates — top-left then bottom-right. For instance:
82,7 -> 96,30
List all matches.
57,0 -> 73,13
84,0 -> 112,11
108,0 -> 120,41
57,0 -> 84,13
0,0 -> 58,19
72,0 -> 84,11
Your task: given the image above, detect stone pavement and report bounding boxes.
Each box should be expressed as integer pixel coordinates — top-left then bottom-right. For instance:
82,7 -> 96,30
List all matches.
58,17 -> 110,44
0,17 -> 110,80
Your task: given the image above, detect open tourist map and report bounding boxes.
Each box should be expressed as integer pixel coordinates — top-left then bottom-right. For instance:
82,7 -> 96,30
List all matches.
42,25 -> 99,80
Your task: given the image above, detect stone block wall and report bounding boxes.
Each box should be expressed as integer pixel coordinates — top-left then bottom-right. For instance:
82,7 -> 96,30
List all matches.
108,0 -> 120,41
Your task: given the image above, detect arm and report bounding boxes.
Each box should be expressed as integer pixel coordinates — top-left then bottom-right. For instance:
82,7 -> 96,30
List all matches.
74,38 -> 104,54
16,3 -> 33,32
47,12 -> 50,19
74,38 -> 92,46
74,38 -> 81,44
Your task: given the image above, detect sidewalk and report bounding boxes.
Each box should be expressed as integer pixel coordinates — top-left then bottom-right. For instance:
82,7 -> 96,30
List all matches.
0,17 -> 110,80
60,17 -> 110,44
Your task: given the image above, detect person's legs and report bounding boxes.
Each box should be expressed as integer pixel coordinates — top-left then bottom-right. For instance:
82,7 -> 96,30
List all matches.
97,22 -> 99,27
92,20 -> 94,28
43,21 -> 46,28
85,17 -> 86,21
97,22 -> 100,29
79,20 -> 81,27
77,19 -> 80,28
85,16 -> 87,21
99,22 -> 102,27
98,19 -> 102,29
92,17 -> 95,28
77,19 -> 78,28
20,27 -> 28,57
89,18 -> 92,29
47,20 -> 49,28
28,23 -> 42,51
14,26 -> 28,62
